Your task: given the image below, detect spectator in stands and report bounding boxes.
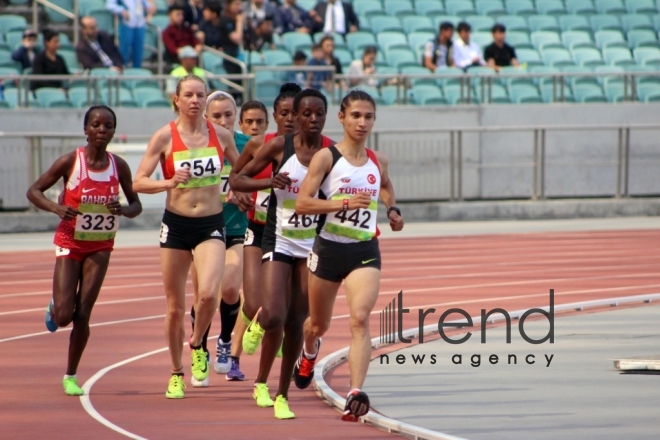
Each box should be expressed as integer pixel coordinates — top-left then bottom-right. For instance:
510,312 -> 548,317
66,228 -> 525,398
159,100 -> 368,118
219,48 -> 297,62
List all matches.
320,34 -> 342,75
306,43 -> 331,92
423,22 -> 454,72
76,16 -> 124,72
277,0 -> 313,34
11,29 -> 40,72
197,1 -> 223,49
31,29 -> 70,92
285,50 -> 307,87
219,0 -> 246,103
107,0 -> 156,69
452,22 -> 486,71
244,0 -> 279,27
183,0 -> 205,30
244,14 -> 276,52
484,24 -> 519,72
162,4 -> 203,63
166,45 -> 206,100
309,0 -> 359,36
348,45 -> 378,87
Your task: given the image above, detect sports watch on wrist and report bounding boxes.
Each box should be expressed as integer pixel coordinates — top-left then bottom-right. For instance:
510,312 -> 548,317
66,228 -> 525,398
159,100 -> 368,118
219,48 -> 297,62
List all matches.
387,206 -> 401,217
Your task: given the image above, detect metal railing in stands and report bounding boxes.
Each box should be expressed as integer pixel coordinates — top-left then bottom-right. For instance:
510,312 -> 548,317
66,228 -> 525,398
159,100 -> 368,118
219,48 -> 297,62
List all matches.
146,22 -> 164,75
199,46 -> 248,102
3,70 -> 660,107
32,0 -> 79,46
2,123 -> 659,209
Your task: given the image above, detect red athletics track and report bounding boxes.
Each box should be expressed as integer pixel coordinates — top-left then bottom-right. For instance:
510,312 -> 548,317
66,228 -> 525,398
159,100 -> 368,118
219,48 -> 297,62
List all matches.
1,229 -> 660,439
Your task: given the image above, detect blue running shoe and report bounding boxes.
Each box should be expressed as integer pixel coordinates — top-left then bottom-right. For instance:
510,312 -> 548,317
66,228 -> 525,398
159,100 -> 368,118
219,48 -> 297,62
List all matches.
45,299 -> 58,332
214,339 -> 231,374
226,357 -> 245,381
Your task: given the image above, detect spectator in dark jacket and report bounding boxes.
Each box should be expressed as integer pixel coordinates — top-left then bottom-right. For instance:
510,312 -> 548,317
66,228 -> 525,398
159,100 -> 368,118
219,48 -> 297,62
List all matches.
309,0 -> 358,35
182,0 -> 205,30
162,4 -> 202,63
244,14 -> 276,52
76,16 -> 124,71
277,0 -> 313,34
197,1 -> 223,49
11,29 -> 40,72
31,29 -> 70,91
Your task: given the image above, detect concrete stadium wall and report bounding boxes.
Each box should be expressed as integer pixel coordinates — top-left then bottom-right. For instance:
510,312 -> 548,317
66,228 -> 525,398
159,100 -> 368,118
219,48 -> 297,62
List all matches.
1,104 -> 659,210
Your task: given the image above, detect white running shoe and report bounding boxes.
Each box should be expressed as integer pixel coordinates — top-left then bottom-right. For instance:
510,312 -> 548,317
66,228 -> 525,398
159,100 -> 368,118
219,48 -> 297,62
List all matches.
191,376 -> 210,388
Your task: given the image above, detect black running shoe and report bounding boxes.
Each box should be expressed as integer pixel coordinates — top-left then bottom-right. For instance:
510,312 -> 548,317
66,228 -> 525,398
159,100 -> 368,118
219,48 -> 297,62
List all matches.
341,389 -> 370,422
292,338 -> 321,389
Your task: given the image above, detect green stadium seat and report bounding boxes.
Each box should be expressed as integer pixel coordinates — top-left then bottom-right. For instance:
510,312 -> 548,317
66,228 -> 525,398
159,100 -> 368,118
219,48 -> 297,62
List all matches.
573,84 -> 607,103
313,32 -> 346,48
625,0 -> 658,14
334,47 -> 353,66
46,0 -> 74,23
151,15 -> 170,30
595,30 -> 627,49
536,0 -> 567,16
283,33 -> 313,54
433,15 -> 462,29
134,88 -> 166,105
401,65 -> 436,85
0,15 -> 28,34
402,15 -> 435,33
603,47 -> 636,65
59,49 -> 80,72
415,0 -> 446,15
380,85 -> 400,105
487,83 -> 511,103
100,88 -> 135,106
562,31 -> 596,50
34,87 -> 69,107
475,0 -> 507,17
590,14 -> 622,32
410,84 -> 443,104
627,30 -> 659,48
472,31 -> 493,48
78,0 -> 105,16
621,14 -> 654,32
506,0 -> 536,16
346,32 -> 377,53
466,15 -> 495,32
595,0 -> 627,15
644,93 -> 660,101
386,48 -> 418,70
377,31 -> 409,51
3,89 -> 40,108
355,0 -> 384,16
595,65 -> 625,86
89,9 -> 115,33
572,48 -> 605,68
531,31 -> 562,50
443,85 -> 473,104
445,0 -> 477,17
567,0 -> 598,15
633,46 -> 660,63
605,82 -> 625,101
529,65 -> 560,86
495,15 -> 531,32
122,68 -> 159,90
263,50 -> 293,66
385,0 -> 416,17
509,84 -> 543,102
559,15 -> 592,33
408,31 -> 436,52
143,98 -> 171,108
625,65 -> 660,86
0,100 -> 11,109
370,16 -> 404,33
69,88 -> 100,107
563,65 -> 599,87
636,83 -> 660,100
435,67 -> 465,87
528,15 -> 561,33
507,31 -> 533,49
516,48 -> 544,66
542,48 -> 574,67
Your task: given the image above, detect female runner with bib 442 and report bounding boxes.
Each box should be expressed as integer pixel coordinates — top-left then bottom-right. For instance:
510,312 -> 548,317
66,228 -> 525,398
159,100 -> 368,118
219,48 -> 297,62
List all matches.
133,75 -> 241,399
295,90 -> 404,421
27,105 -> 142,396
229,88 -> 331,420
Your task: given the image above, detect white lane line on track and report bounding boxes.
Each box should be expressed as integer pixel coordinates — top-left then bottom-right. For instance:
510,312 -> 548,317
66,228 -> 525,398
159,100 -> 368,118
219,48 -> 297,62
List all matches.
0,281 -> 190,300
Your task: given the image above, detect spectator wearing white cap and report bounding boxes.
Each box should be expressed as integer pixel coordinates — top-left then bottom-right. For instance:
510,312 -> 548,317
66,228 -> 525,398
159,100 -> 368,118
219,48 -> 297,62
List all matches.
167,45 -> 207,100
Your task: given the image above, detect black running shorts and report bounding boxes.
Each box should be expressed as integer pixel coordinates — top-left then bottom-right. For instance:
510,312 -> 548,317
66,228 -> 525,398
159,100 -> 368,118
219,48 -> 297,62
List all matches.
307,236 -> 381,282
159,209 -> 226,250
244,220 -> 264,249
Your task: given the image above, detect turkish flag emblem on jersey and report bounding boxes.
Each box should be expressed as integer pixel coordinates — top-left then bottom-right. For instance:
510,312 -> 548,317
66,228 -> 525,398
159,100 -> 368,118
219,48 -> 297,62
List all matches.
367,174 -> 376,184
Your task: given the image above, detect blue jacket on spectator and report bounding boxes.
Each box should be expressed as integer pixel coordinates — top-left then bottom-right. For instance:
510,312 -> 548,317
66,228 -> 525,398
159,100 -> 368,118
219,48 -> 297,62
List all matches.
12,46 -> 41,72
278,3 -> 314,34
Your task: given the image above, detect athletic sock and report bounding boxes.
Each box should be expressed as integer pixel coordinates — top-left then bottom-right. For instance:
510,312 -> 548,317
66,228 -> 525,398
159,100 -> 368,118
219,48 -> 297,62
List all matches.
219,299 -> 240,343
191,305 -> 210,354
63,374 -> 76,380
230,355 -> 239,362
190,342 -> 202,350
303,346 -> 318,360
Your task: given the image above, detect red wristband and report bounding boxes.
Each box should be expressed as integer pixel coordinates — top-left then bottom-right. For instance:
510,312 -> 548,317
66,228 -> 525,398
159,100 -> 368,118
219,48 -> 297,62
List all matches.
343,198 -> 349,211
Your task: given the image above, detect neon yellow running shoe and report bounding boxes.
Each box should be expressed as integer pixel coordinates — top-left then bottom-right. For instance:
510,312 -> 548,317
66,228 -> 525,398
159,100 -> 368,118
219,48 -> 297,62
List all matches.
243,308 -> 265,355
166,374 -> 185,399
274,395 -> 295,420
190,345 -> 209,382
253,383 -> 274,407
62,377 -> 83,396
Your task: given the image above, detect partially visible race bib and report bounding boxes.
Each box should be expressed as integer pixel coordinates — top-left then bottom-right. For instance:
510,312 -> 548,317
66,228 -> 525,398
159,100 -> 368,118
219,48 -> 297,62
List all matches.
281,198 -> 318,240
254,190 -> 270,223
220,164 -> 231,203
74,204 -> 118,241
173,147 -> 222,189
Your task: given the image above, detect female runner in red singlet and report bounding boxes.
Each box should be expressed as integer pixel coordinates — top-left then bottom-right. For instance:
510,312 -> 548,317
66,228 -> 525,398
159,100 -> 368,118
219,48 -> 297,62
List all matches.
133,74 -> 241,399
27,105 -> 142,396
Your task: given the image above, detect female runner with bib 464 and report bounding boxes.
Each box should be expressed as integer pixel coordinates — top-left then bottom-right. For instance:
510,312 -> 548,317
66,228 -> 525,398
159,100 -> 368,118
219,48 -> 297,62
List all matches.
27,105 -> 142,396
295,90 -> 404,421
